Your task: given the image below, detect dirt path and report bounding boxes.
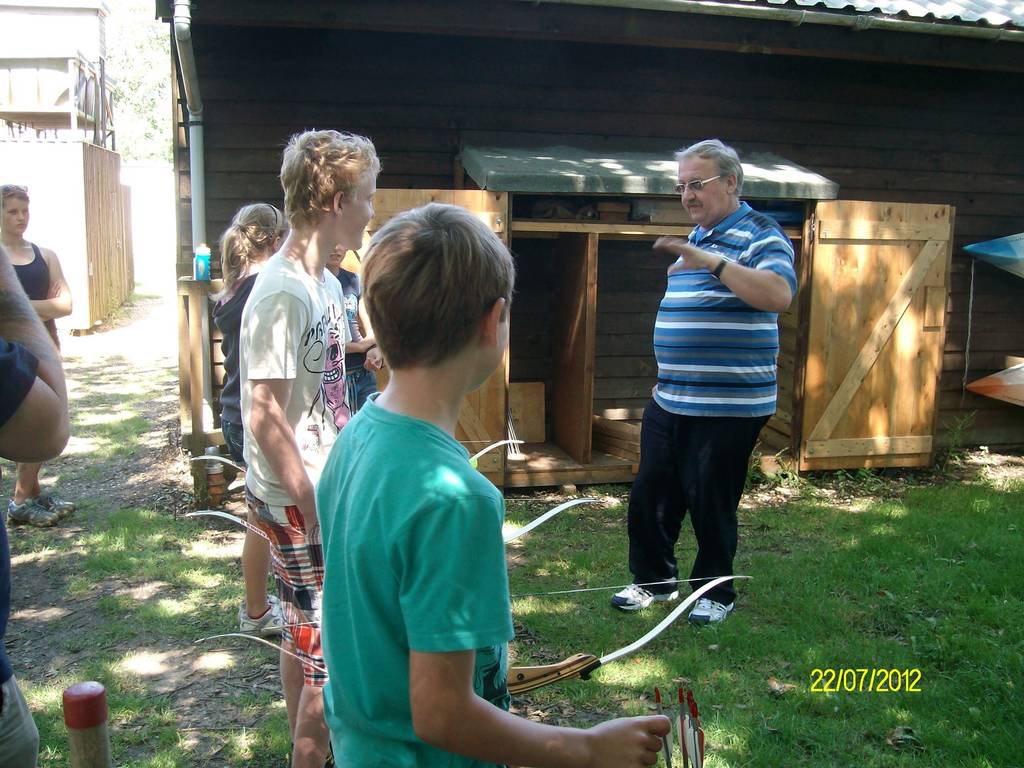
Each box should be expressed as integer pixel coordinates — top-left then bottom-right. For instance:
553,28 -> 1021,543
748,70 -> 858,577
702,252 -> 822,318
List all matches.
4,291 -> 283,765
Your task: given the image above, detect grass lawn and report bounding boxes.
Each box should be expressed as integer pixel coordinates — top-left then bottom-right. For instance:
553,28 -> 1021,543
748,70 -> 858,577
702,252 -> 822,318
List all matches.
9,443 -> 1023,765
507,477 -> 1024,767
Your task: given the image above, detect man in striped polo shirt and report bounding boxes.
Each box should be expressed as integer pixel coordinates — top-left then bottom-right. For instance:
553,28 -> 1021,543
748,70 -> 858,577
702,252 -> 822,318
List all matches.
612,139 -> 797,623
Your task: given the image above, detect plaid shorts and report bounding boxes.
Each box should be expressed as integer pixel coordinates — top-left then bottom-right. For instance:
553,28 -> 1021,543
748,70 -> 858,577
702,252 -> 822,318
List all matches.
246,489 -> 327,687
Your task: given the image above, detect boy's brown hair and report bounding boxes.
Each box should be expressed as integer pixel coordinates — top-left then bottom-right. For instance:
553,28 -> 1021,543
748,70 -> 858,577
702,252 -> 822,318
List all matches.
1,184 -> 29,204
279,130 -> 379,229
362,203 -> 515,369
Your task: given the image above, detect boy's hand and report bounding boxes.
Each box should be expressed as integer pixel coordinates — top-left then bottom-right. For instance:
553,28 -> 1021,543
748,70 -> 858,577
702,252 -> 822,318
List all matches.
584,715 -> 671,767
364,346 -> 384,371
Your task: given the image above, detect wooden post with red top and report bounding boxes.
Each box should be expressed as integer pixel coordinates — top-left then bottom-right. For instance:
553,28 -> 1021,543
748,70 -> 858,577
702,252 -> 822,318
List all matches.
63,681 -> 112,768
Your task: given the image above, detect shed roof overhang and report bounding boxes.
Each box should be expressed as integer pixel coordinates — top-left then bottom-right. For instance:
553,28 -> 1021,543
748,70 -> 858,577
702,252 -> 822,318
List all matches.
460,137 -> 838,199
155,0 -> 1024,74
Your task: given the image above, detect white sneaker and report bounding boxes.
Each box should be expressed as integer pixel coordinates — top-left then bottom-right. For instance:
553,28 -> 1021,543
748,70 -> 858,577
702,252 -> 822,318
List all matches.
688,597 -> 734,624
611,583 -> 679,612
238,595 -> 285,636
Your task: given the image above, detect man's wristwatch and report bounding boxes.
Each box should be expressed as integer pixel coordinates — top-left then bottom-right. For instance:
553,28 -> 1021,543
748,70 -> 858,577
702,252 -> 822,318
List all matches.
712,258 -> 728,279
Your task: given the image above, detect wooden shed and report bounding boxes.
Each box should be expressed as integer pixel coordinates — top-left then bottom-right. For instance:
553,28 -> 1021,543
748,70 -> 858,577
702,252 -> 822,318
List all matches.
161,0 -> 1024,482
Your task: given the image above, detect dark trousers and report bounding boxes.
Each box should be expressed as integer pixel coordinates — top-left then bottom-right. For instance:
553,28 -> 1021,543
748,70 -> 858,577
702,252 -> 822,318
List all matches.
627,400 -> 768,605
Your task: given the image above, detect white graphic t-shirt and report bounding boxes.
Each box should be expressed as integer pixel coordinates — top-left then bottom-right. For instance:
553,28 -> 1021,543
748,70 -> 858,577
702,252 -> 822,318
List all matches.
239,253 -> 350,506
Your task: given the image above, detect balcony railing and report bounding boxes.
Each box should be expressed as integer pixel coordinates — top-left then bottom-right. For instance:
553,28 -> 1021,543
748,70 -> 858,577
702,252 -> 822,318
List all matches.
0,52 -> 114,148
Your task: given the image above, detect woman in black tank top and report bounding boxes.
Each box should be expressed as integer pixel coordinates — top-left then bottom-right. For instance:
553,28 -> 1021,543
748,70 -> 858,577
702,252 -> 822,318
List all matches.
13,244 -> 59,347
1,184 -> 75,526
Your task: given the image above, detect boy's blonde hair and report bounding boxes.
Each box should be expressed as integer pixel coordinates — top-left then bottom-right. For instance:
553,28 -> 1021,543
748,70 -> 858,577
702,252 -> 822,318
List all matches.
218,203 -> 287,294
362,203 -> 515,370
280,130 -> 380,229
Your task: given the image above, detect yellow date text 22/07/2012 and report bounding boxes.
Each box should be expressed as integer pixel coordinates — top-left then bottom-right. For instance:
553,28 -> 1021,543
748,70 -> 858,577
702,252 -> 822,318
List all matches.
809,668 -> 922,693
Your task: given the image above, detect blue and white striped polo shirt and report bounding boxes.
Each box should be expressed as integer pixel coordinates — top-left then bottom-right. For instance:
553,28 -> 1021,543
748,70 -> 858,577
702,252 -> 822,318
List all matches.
653,202 -> 797,418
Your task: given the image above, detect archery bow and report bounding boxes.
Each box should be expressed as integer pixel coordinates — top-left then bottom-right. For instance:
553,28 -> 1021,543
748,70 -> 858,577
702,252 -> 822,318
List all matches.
189,454 -> 245,473
503,497 -> 598,543
507,574 -> 749,695
184,510 -> 271,542
469,439 -> 524,464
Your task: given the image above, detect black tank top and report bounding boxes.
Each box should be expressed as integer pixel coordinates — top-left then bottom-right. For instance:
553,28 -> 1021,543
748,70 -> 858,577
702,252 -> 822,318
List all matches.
13,244 -> 60,347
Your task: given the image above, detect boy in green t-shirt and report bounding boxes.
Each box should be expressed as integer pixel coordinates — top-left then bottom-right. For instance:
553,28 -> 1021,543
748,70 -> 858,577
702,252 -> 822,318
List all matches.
317,203 -> 669,767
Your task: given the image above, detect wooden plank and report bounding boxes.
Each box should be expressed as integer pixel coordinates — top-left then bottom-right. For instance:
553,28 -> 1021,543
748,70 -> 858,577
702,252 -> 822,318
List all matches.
807,238 -> 944,443
802,453 -> 932,471
550,232 -> 597,464
591,414 -> 641,442
504,441 -> 637,487
504,464 -> 637,487
178,279 -> 193,448
594,378 -> 660,400
786,203 -> 815,466
805,435 -> 933,458
595,406 -> 647,421
366,189 -> 506,238
457,396 -> 490,443
757,423 -> 792,454
592,435 -> 640,462
187,280 -> 211,453
817,220 -> 952,242
924,285 -> 946,329
509,381 -> 545,443
594,355 -> 658,379
513,220 -> 691,236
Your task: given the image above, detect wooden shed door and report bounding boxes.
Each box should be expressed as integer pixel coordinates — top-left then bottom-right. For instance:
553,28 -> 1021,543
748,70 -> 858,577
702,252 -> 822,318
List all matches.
799,201 -> 953,471
362,190 -> 510,485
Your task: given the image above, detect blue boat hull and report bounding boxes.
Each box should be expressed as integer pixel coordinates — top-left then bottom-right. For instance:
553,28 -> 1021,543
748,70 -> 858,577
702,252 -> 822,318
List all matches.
964,233 -> 1024,280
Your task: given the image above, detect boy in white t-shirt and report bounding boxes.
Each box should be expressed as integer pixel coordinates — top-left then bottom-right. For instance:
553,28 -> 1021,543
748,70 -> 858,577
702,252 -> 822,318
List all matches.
239,129 -> 379,768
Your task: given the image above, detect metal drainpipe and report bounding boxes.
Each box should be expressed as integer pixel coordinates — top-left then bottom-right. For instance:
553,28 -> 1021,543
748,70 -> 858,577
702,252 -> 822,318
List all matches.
518,0 -> 1024,43
173,0 -> 206,253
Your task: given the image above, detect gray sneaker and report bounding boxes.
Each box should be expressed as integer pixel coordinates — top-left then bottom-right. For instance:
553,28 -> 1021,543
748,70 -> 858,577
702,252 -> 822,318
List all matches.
8,498 -> 60,527
611,583 -> 679,612
36,493 -> 76,519
687,597 -> 734,624
238,595 -> 285,636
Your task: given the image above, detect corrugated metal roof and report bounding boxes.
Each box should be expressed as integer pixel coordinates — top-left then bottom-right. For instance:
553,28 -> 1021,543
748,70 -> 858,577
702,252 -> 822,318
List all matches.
532,0 -> 1024,32
460,136 -> 840,199
751,0 -> 1024,28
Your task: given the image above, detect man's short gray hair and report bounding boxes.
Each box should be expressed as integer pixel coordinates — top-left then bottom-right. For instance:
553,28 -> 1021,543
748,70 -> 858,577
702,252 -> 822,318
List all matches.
675,139 -> 743,195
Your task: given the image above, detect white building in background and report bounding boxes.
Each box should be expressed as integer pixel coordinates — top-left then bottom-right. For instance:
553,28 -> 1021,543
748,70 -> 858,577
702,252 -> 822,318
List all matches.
0,1 -> 135,331
0,0 -> 114,147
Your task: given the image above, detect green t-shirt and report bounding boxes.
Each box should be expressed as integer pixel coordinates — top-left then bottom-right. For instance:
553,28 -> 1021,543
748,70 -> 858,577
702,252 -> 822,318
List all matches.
317,395 -> 514,768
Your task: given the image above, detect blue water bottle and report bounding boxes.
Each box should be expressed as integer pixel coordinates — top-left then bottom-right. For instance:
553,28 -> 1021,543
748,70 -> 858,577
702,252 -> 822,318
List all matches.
193,244 -> 211,281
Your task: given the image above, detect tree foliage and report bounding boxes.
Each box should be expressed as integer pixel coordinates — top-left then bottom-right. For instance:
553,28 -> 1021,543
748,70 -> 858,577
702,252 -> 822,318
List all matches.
107,1 -> 172,162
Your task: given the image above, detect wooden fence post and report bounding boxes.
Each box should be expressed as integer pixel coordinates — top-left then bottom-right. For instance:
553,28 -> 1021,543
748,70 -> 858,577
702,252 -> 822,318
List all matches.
63,681 -> 112,768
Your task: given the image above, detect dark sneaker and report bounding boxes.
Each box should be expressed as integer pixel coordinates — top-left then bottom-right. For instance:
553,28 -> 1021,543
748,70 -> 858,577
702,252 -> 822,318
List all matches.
611,583 -> 679,612
8,498 -> 60,527
687,597 -> 734,624
36,493 -> 76,519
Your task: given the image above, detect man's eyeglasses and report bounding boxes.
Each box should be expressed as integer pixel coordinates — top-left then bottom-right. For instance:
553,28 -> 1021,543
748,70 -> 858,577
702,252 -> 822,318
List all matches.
673,175 -> 721,194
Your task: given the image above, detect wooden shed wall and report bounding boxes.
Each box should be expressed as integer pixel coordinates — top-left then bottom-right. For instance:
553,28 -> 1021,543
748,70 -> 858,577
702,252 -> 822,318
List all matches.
173,25 -> 1024,449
